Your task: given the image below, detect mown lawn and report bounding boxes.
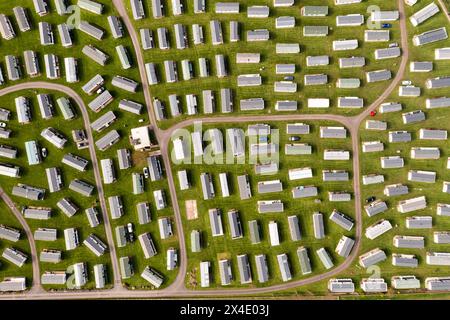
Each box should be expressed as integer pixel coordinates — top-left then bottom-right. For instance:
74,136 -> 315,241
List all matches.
0,0 -> 180,290
124,0 -> 402,130
268,3 -> 450,297
165,0 -> 450,296
169,120 -> 355,288
347,2 -> 450,293
0,0 -> 449,297
0,90 -> 113,290
0,200 -> 33,288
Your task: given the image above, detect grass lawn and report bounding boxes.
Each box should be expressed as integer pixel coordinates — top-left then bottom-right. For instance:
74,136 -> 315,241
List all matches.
123,0 -> 450,294
165,1 -> 450,295
124,0 -> 402,130
264,4 -> 450,296
347,2 -> 450,294
105,154 -> 179,289
0,199 -> 33,288
0,0 -> 179,289
0,90 -> 113,290
0,0 -> 449,297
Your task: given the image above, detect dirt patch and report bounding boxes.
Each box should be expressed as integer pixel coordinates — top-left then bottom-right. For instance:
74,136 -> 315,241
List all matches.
188,268 -> 197,288
185,200 -> 198,220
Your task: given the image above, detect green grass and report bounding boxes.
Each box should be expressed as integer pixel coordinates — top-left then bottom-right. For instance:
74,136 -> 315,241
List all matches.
169,120 -> 355,288
345,2 -> 450,293
272,3 -> 450,296
0,90 -> 112,290
163,0 -> 450,295
124,0 -> 402,130
0,0 -> 449,297
106,156 -> 179,289
0,199 -> 33,288
0,0 -> 179,290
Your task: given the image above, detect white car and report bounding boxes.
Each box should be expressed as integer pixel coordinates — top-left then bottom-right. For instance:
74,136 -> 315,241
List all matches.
143,167 -> 150,179
126,223 -> 135,242
127,223 -> 133,234
0,122 -> 6,128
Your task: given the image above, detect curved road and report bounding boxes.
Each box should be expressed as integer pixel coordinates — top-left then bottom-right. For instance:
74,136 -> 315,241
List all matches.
438,0 -> 450,24
0,187 -> 43,293
0,0 -> 409,299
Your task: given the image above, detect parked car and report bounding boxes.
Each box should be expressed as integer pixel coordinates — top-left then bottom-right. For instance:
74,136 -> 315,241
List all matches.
126,223 -> 135,242
382,23 -> 392,28
402,80 -> 412,86
284,76 -> 294,81
366,196 -> 376,203
0,122 -> 6,128
143,167 -> 149,179
288,136 -> 300,142
41,148 -> 47,158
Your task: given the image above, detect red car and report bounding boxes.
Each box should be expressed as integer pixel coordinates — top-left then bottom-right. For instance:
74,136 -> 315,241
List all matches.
370,111 -> 377,117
